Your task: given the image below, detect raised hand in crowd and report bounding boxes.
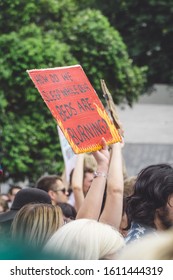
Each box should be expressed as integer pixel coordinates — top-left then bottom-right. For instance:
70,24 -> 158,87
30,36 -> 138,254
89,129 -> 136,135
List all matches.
99,141 -> 124,229
71,153 -> 85,212
76,137 -> 110,220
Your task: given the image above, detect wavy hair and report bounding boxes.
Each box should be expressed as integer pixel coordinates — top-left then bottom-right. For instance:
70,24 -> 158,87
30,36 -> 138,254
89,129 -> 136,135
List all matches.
126,164 -> 173,229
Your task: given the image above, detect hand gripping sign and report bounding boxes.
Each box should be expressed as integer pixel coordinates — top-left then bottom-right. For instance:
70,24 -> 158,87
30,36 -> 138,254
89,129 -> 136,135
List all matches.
27,65 -> 121,154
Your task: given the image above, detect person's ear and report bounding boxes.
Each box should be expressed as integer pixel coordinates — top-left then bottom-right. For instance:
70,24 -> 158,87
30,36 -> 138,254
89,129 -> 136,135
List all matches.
167,194 -> 173,207
48,190 -> 56,201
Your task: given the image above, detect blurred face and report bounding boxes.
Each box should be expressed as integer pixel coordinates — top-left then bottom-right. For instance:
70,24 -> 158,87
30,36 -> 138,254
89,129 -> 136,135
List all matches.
9,188 -> 21,202
50,179 -> 69,205
156,194 -> 173,229
83,172 -> 94,196
1,194 -> 9,202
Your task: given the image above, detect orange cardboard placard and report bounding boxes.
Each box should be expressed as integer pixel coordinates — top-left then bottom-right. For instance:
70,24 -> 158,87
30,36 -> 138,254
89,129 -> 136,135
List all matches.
27,65 -> 121,153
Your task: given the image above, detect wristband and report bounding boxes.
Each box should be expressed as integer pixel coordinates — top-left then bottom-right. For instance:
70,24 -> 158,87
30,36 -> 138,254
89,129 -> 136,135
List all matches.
93,171 -> 108,178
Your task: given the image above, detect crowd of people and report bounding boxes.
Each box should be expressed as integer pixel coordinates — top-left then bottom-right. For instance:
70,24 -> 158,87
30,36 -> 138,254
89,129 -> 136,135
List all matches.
0,137 -> 173,260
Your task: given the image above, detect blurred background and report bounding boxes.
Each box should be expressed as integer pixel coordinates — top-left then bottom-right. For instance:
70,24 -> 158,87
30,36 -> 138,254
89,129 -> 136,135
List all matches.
118,84 -> 173,176
0,0 -> 173,190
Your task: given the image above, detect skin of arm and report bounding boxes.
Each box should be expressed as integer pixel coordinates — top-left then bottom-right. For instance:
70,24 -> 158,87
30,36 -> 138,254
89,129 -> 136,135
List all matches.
76,138 -> 110,220
71,154 -> 85,212
99,142 -> 124,229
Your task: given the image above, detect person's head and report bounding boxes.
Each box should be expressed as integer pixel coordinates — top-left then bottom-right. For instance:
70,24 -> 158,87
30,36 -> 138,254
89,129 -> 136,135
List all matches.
83,168 -> 94,196
0,194 -> 10,203
0,188 -> 52,242
11,203 -> 64,249
44,218 -> 124,260
57,202 -> 77,223
123,176 -> 137,197
126,164 -> 173,230
36,175 -> 68,205
0,188 -> 51,223
8,185 -> 22,203
0,197 -> 9,213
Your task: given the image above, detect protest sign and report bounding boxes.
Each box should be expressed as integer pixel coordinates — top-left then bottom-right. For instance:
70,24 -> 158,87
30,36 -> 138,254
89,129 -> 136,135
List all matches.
27,65 -> 121,153
57,125 -> 77,183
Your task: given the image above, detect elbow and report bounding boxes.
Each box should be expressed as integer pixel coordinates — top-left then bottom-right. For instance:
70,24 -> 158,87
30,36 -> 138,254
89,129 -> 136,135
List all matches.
107,187 -> 124,196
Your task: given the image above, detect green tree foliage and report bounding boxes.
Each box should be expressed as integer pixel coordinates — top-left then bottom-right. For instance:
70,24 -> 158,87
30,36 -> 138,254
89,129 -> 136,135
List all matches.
0,0 -> 146,182
0,24 -> 77,182
76,0 -> 173,85
62,9 -> 147,105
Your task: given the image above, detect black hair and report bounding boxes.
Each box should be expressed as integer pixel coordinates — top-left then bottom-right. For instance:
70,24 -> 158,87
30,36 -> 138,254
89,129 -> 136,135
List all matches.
57,202 -> 77,219
126,164 -> 173,229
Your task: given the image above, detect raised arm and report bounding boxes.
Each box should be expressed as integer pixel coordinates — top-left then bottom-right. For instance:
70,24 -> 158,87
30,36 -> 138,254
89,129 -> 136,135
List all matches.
71,154 -> 85,212
76,138 -> 110,220
99,141 -> 124,229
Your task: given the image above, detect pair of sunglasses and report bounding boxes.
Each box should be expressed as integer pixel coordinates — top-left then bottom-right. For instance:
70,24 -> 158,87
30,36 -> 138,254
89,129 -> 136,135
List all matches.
54,188 -> 67,195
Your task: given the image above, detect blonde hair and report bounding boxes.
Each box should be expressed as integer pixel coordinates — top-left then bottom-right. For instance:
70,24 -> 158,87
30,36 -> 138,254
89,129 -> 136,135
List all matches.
124,176 -> 137,197
44,218 -> 125,259
11,203 -> 64,249
118,228 -> 173,260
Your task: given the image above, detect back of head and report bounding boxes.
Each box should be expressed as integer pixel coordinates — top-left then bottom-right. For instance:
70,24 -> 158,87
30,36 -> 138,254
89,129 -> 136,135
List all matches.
44,219 -> 124,259
0,188 -> 52,251
126,164 -> 173,229
11,203 -> 64,249
57,202 -> 77,220
0,188 -> 51,223
11,188 -> 52,210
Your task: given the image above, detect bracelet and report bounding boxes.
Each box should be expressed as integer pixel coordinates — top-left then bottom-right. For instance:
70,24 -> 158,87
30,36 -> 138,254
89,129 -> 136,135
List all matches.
93,171 -> 108,178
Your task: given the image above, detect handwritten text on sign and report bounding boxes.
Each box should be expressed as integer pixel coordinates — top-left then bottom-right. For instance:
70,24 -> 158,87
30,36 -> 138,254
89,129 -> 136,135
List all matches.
27,65 -> 121,153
